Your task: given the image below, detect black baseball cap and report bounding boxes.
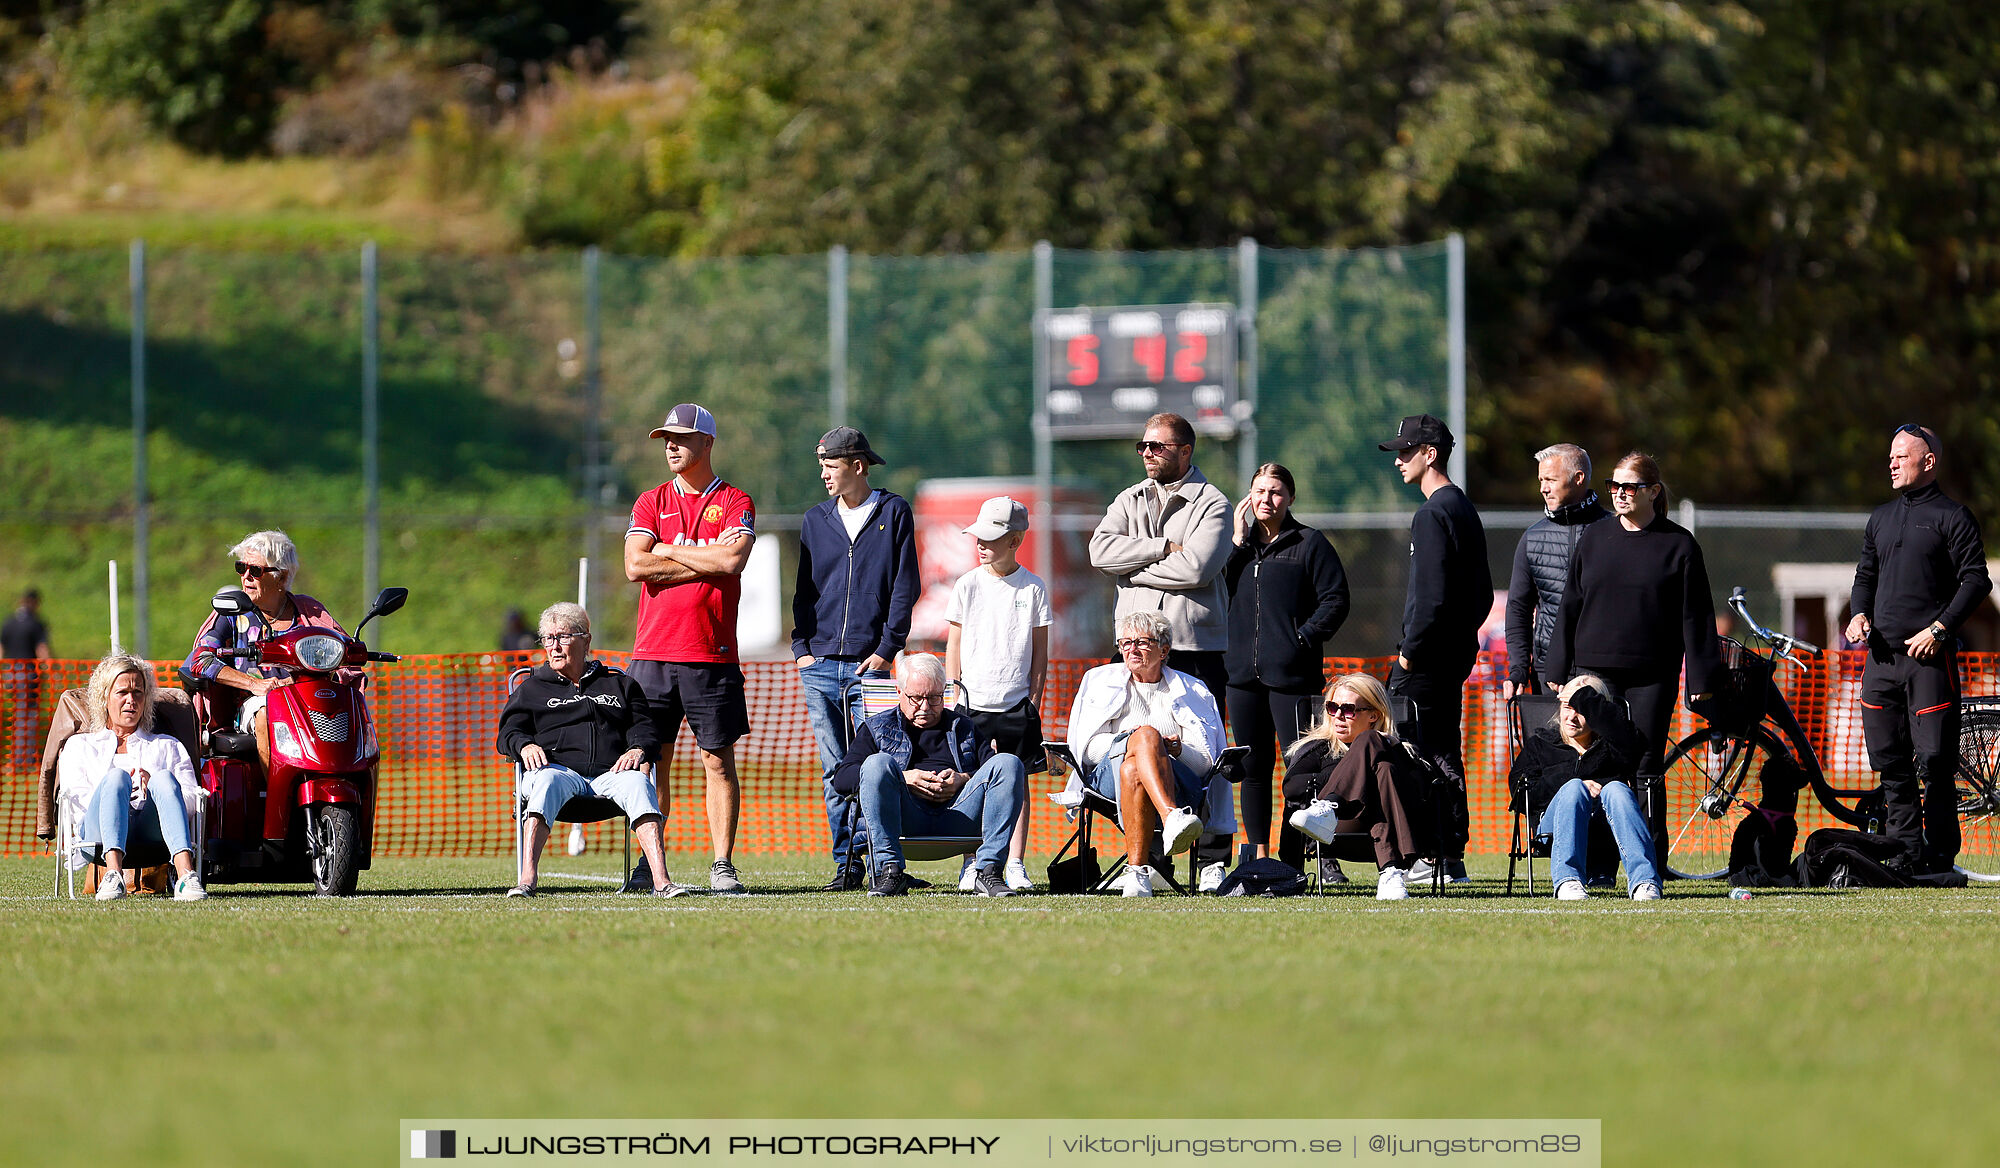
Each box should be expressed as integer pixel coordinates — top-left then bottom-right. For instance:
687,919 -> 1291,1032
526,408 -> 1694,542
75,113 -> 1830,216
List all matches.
817,426 -> 886,465
1378,414 -> 1455,453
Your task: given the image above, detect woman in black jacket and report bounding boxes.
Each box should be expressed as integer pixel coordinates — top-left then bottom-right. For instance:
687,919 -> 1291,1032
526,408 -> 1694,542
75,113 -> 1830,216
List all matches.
1549,451 -> 1722,856
1223,463 -> 1350,865
1510,674 -> 1660,900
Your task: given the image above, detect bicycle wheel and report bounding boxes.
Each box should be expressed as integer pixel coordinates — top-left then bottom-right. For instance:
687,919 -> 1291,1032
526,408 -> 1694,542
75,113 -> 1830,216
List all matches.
1956,709 -> 2000,882
1660,726 -> 1796,879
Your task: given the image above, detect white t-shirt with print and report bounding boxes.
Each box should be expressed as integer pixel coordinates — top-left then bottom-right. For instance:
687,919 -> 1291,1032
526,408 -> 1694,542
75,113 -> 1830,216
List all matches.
945,564 -> 1052,711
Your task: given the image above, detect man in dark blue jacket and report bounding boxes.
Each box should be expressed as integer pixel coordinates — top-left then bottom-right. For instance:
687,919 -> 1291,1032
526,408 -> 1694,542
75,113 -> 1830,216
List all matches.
792,426 -> 922,888
1505,443 -> 1608,698
1380,414 -> 1491,884
495,603 -> 687,898
1846,424 -> 1990,872
828,654 -> 1025,897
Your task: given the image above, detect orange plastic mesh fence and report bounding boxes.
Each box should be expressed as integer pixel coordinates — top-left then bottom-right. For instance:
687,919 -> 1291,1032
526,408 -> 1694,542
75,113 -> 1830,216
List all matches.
6,652 -> 1994,859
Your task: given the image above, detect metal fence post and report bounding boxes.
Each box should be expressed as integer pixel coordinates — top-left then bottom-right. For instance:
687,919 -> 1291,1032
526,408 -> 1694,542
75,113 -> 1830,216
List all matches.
582,245 -> 604,615
1032,241 -> 1053,578
829,244 -> 849,428
362,241 -> 381,626
1447,232 -> 1468,487
129,240 -> 148,657
1236,237 -> 1260,489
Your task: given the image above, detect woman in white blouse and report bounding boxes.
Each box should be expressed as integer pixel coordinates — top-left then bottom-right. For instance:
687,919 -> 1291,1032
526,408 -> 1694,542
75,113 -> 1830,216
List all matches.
57,654 -> 206,901
1064,611 -> 1230,896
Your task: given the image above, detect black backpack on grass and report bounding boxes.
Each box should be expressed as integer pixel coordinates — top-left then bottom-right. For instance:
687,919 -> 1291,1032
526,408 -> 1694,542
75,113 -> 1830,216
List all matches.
1727,753 -> 1806,886
1794,828 -> 1968,889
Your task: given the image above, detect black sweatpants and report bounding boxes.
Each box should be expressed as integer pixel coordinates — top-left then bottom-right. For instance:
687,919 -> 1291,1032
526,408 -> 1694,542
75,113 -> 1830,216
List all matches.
1861,649 -> 1961,870
1589,666 -> 1680,864
1225,684 -> 1321,852
1387,663 -> 1467,860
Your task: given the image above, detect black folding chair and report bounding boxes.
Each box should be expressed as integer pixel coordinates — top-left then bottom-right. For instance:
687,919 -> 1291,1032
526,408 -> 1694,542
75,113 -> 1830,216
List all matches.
1043,739 -> 1250,896
504,667 -> 632,885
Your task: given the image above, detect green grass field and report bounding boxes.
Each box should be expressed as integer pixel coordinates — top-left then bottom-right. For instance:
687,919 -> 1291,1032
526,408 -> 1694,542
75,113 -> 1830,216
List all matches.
6,852 -> 1997,1167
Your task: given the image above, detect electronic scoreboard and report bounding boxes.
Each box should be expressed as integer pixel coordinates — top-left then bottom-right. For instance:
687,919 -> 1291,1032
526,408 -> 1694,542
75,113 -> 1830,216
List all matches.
1041,303 -> 1239,438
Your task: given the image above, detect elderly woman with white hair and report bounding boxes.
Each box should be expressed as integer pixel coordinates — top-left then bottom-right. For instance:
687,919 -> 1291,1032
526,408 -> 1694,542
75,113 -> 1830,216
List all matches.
1064,611 -> 1231,896
56,653 -> 206,901
184,529 -> 354,775
1507,673 -> 1660,901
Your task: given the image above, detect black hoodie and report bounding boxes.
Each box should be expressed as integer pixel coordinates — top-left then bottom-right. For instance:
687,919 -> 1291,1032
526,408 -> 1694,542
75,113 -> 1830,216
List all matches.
496,662 -> 659,775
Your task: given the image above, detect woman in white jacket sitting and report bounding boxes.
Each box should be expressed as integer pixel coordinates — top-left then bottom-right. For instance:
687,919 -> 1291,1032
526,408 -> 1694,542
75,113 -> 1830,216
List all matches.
1065,611 -> 1230,896
57,653 -> 206,901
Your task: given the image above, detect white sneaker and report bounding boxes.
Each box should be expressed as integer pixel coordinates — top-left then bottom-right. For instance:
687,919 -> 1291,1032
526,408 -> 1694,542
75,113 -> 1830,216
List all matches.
566,823 -> 588,856
1375,867 -> 1409,901
1122,864 -> 1156,898
95,869 -> 127,901
1630,881 -> 1661,901
173,872 -> 208,902
1288,799 -> 1339,845
1161,807 -> 1205,855
1406,858 -> 1472,885
1003,859 -> 1034,892
958,856 -> 979,892
1197,862 -> 1227,893
1555,879 -> 1588,901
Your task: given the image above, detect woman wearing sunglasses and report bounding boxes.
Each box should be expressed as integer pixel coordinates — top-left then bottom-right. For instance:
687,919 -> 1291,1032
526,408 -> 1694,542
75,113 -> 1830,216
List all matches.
1279,673 -> 1435,900
1548,452 -> 1722,859
183,529 -> 356,775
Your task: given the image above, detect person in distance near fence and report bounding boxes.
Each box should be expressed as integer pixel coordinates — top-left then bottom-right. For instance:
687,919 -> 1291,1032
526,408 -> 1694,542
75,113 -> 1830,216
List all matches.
793,426 -> 922,891
1504,443 -> 1608,700
498,603 -> 687,898
827,653 -> 1026,898
944,496 -> 1050,893
1090,411 -> 1236,878
1846,424 -> 1991,874
1379,414 -> 1490,885
623,403 -> 758,894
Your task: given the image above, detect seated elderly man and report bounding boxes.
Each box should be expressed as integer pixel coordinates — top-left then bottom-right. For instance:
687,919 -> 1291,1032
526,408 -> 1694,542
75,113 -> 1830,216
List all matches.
829,653 -> 1026,898
496,602 -> 688,898
1066,611 -> 1230,897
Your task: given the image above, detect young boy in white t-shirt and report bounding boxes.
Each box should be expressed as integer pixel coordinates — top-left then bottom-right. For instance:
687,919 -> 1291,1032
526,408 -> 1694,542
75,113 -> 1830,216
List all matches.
945,496 -> 1052,892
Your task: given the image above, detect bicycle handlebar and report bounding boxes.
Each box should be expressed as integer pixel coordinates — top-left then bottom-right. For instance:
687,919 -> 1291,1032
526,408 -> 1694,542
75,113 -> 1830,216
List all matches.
1727,587 -> 1822,659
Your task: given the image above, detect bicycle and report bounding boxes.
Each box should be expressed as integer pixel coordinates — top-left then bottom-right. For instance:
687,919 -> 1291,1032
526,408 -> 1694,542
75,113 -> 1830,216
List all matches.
1659,588 -> 2000,882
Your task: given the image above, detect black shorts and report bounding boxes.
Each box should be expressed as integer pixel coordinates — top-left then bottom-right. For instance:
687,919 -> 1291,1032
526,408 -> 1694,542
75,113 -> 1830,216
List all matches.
966,698 -> 1047,774
627,660 -> 750,752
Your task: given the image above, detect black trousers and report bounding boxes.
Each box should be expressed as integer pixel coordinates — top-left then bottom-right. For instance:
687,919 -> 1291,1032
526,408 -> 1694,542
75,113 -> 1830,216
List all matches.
1170,649 -> 1232,861
1225,683 -> 1320,852
1587,666 -> 1680,863
1387,663 -> 1467,859
1861,649 -> 1961,869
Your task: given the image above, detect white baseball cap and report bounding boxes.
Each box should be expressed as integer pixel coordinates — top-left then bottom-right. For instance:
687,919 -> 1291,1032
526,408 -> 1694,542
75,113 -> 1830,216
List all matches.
650,403 -> 716,438
963,496 -> 1029,540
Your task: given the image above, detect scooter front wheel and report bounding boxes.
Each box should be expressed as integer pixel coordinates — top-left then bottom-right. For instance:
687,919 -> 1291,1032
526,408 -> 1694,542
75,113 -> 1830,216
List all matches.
310,804 -> 360,896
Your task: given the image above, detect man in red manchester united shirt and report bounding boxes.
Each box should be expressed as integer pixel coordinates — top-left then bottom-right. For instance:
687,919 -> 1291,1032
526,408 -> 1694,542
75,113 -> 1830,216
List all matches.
624,403 -> 757,893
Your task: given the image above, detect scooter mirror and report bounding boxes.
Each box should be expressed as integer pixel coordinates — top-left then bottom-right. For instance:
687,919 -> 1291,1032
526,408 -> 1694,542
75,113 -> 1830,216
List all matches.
211,588 -> 254,615
370,587 -> 408,618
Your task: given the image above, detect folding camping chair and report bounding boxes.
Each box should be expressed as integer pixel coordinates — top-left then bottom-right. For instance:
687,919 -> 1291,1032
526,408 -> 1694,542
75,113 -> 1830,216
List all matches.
1042,739 -> 1251,896
504,667 -> 632,885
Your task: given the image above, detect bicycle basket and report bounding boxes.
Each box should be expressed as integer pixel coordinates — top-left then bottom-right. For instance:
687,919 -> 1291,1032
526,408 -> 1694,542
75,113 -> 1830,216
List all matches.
1696,638 -> 1773,734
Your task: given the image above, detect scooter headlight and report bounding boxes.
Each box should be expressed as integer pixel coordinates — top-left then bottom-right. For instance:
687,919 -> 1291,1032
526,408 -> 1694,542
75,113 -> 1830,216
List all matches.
296,634 -> 345,671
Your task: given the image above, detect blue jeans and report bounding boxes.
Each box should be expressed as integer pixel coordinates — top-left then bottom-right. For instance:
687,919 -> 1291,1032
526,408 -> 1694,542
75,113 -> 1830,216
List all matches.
1545,777 -> 1658,889
83,767 -> 192,860
858,752 -> 1026,870
518,764 -> 661,825
802,658 -> 889,864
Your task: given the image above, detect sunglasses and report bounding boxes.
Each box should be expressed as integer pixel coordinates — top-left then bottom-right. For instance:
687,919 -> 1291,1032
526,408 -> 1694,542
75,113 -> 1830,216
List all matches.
234,561 -> 281,579
1604,479 -> 1657,494
1116,638 -> 1161,652
1894,423 -> 1934,453
1134,441 -> 1187,455
1324,701 -> 1368,718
